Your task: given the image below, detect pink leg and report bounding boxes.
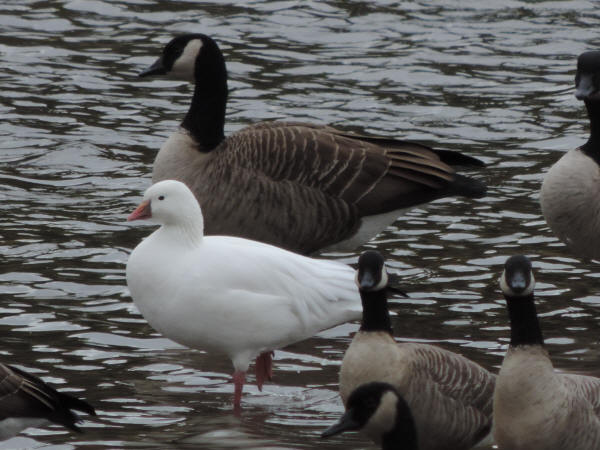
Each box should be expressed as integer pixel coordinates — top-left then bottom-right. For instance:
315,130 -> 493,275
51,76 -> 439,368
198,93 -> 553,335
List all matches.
255,351 -> 274,391
232,370 -> 246,411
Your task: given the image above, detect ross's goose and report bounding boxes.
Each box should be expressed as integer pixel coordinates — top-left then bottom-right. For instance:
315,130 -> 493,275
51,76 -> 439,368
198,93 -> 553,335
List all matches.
338,250 -> 495,450
125,179 -> 362,409
0,362 -> 96,440
540,51 -> 600,260
494,255 -> 600,449
322,381 -> 418,450
138,33 -> 487,255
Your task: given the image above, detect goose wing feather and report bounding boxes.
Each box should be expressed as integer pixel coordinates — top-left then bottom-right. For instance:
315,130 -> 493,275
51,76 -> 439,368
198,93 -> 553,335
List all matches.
403,344 -> 495,450
0,363 -> 95,431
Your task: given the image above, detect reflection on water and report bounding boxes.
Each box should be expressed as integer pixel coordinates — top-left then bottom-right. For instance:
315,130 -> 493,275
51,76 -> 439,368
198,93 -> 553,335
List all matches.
1,1 -> 599,448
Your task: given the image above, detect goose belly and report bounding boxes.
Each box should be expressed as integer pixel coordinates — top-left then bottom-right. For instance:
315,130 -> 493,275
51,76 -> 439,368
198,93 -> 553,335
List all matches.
323,209 -> 408,252
540,148 -> 600,260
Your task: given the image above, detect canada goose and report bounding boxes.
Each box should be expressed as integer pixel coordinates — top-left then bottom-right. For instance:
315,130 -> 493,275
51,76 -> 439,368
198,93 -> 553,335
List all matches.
494,255 -> 600,449
338,250 -> 495,450
126,180 -> 364,410
540,51 -> 600,260
0,362 -> 96,440
322,381 -> 418,450
139,33 -> 487,255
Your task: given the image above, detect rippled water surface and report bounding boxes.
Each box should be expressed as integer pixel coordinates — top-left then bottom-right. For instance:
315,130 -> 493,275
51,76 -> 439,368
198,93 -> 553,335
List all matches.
1,1 -> 600,448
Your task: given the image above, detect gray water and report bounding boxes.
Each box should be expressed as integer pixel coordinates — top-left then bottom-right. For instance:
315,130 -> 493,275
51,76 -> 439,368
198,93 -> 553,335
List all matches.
1,0 -> 599,448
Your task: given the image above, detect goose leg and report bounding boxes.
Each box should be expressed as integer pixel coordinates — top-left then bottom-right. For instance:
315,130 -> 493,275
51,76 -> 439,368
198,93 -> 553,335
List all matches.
255,351 -> 274,391
232,370 -> 246,410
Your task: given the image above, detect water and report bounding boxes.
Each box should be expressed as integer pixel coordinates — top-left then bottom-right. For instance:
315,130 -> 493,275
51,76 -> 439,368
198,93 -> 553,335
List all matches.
1,0 -> 599,448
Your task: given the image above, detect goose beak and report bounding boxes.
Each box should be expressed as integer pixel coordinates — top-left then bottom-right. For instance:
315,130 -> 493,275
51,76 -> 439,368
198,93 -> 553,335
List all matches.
506,269 -> 527,294
359,271 -> 376,290
575,73 -> 596,100
128,200 -> 152,221
321,411 -> 360,438
139,57 -> 167,77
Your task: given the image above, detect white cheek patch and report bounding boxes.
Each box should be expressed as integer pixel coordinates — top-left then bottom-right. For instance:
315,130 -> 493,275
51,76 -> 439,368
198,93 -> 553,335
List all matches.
373,265 -> 388,291
364,391 -> 397,440
171,39 -> 203,82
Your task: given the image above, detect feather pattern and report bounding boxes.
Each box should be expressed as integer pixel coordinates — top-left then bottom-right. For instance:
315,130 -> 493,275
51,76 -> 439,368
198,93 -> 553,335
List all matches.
0,363 -> 95,439
142,34 -> 487,254
340,335 -> 494,450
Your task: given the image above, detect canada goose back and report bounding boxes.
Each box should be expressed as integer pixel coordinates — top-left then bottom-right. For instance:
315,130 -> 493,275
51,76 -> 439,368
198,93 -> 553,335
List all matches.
339,251 -> 495,450
540,50 -> 600,260
494,255 -> 600,450
141,34 -> 487,255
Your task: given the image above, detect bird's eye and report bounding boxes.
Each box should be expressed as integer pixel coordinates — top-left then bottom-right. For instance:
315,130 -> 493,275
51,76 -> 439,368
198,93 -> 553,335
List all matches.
158,195 -> 165,201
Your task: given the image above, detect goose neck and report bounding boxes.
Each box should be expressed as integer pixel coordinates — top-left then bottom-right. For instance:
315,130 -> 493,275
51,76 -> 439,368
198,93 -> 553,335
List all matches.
182,83 -> 227,152
505,294 -> 544,347
382,422 -> 417,450
582,100 -> 600,162
360,290 -> 393,334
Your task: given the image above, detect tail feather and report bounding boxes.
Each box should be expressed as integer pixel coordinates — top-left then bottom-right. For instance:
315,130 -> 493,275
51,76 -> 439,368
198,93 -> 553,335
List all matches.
433,149 -> 486,167
449,173 -> 487,198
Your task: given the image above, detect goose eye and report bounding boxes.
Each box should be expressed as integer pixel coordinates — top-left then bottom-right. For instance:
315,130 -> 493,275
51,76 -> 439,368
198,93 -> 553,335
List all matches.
158,195 -> 165,201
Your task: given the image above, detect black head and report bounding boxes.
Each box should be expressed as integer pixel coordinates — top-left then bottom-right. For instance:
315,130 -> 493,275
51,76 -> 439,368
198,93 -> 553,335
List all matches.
575,51 -> 600,101
139,33 -> 223,83
499,255 -> 535,298
357,251 -> 388,292
322,382 -> 416,448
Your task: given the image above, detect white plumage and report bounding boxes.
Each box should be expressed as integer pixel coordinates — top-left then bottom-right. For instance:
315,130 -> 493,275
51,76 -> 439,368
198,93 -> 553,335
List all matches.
125,179 -> 361,409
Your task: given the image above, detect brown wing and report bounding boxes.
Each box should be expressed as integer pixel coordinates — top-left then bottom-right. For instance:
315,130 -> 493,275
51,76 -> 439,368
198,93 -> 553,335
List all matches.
404,345 -> 496,450
224,121 -> 481,211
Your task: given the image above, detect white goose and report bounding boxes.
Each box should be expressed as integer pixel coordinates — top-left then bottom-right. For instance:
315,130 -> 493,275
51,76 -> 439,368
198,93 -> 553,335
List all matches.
138,33 -> 487,255
125,179 -> 362,409
494,255 -> 600,449
338,251 -> 495,450
0,362 -> 96,440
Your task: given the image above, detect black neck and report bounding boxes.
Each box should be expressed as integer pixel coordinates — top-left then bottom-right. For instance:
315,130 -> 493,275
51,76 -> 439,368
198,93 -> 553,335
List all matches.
581,100 -> 600,164
360,290 -> 392,334
382,410 -> 418,450
181,51 -> 227,151
505,294 -> 544,347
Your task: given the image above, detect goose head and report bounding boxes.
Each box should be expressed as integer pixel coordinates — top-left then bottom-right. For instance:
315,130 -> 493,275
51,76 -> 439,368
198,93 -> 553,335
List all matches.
575,51 -> 600,101
139,33 -> 226,84
322,382 -> 417,448
128,180 -> 204,235
356,250 -> 388,292
499,255 -> 535,298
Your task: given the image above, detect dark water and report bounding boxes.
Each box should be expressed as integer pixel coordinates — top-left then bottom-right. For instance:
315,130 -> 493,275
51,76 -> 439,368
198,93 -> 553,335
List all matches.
1,1 -> 599,448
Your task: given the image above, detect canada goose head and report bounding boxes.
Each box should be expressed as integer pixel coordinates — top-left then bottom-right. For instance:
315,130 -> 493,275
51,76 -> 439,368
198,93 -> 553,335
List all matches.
499,255 -> 535,298
499,255 -> 545,347
356,250 -> 388,292
139,33 -> 226,84
128,180 -> 204,235
575,51 -> 600,101
322,382 -> 418,449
